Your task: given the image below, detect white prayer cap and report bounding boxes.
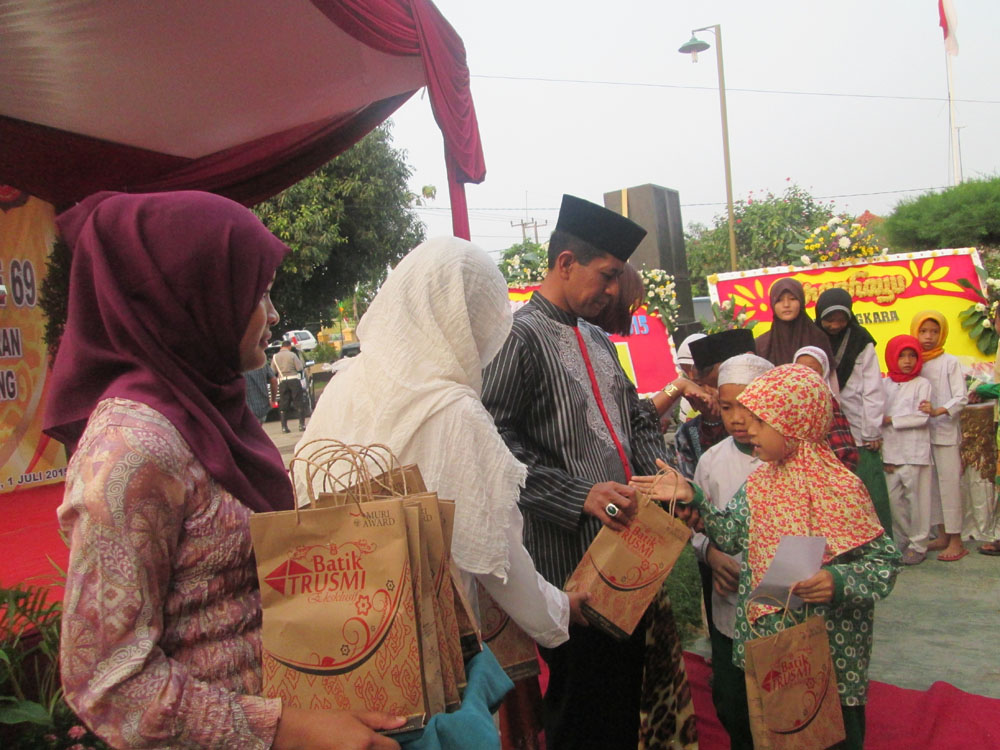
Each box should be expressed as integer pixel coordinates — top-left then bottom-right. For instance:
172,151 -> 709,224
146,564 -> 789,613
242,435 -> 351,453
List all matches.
718,353 -> 774,386
676,333 -> 707,366
793,345 -> 831,379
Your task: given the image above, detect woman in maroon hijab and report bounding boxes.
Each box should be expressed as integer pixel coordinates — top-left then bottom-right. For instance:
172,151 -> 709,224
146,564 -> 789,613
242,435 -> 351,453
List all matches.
45,191 -> 402,749
754,277 -> 834,366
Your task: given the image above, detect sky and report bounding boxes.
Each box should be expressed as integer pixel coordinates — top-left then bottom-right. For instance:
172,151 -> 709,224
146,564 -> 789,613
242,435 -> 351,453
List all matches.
387,0 -> 1000,259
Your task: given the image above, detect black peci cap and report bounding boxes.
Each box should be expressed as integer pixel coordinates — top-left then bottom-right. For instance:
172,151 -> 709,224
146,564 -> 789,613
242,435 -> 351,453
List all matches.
555,194 -> 647,262
689,328 -> 756,372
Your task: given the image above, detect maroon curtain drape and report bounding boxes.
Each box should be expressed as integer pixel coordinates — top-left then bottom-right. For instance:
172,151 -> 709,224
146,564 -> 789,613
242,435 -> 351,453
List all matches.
311,0 -> 486,239
0,1 -> 484,236
0,115 -> 189,210
136,95 -> 413,206
0,95 -> 412,210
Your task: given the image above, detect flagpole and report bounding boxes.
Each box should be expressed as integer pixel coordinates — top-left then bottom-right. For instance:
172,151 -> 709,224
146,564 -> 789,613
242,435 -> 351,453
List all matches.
945,51 -> 962,185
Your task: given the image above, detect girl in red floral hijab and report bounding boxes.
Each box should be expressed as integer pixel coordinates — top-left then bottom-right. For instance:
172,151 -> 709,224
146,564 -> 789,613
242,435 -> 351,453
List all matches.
641,364 -> 901,750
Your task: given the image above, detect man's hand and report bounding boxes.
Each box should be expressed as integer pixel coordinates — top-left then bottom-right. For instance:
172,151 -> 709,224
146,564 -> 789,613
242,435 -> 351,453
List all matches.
273,707 -> 405,750
583,481 -> 637,531
862,439 -> 882,452
630,459 -> 694,504
679,379 -> 719,419
791,570 -> 835,604
566,590 -> 590,627
706,544 -> 739,595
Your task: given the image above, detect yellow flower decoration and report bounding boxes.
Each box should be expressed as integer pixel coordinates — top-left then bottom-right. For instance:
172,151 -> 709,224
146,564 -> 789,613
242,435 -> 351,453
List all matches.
908,258 -> 963,294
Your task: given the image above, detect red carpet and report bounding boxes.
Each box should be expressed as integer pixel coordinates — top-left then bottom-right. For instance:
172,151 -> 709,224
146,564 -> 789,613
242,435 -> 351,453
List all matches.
0,482 -> 68,600
683,652 -> 1000,750
539,651 -> 1000,749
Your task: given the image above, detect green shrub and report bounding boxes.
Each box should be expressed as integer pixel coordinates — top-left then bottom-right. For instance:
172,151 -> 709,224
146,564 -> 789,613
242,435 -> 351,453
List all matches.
686,184 -> 835,294
884,176 -> 1000,252
662,545 -> 706,646
0,585 -> 108,749
311,342 -> 339,363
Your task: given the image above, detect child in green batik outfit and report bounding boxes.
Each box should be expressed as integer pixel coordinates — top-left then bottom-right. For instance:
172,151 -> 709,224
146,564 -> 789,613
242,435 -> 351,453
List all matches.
635,364 -> 901,750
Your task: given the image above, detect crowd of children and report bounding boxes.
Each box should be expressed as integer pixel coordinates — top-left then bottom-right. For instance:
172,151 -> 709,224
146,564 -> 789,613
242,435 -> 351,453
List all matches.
632,282 -> 1000,750
748,280 -> 981,566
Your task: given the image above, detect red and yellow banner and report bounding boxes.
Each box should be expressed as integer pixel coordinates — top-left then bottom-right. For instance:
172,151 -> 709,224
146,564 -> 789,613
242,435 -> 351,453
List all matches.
508,287 -> 679,393
1,191 -> 66,493
708,248 -> 990,371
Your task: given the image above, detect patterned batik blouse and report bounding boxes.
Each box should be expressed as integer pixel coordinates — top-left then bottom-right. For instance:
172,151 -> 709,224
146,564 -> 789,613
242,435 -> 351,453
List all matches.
59,398 -> 282,748
693,483 -> 901,705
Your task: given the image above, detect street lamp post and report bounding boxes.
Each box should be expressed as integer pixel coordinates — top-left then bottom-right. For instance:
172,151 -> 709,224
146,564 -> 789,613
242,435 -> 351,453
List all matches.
679,25 -> 738,272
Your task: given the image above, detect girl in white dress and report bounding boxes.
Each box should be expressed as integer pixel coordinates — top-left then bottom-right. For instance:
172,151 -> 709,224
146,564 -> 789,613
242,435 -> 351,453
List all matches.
880,334 -> 934,565
911,311 -> 969,561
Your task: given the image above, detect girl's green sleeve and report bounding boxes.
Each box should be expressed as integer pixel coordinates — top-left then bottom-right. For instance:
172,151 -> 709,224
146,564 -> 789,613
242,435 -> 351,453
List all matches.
826,533 -> 901,606
691,482 -> 749,556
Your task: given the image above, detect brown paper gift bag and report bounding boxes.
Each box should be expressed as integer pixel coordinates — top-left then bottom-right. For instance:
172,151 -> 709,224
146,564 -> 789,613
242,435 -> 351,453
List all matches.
403,504 -> 448,716
564,482 -> 691,640
343,451 -> 461,711
250,497 -> 427,733
409,495 -> 466,705
743,599 -> 846,750
438,499 -> 483,665
292,444 -> 464,711
447,560 -> 484,662
403,495 -> 463,711
294,441 -> 425,509
369,464 -> 427,497
475,582 -> 541,681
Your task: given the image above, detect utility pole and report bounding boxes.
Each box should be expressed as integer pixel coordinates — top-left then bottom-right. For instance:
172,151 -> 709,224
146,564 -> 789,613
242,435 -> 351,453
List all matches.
510,218 -> 548,243
511,218 -> 531,242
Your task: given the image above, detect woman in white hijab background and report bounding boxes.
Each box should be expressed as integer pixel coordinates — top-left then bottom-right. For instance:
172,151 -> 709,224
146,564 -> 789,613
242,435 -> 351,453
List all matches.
794,345 -> 860,472
296,236 -> 585,649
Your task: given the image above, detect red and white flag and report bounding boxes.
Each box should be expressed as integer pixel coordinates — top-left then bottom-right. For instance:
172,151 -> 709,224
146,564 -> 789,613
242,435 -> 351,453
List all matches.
939,0 -> 959,56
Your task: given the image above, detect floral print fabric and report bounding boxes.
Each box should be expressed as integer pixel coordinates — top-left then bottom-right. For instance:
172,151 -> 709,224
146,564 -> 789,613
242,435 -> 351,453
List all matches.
59,398 -> 281,748
737,364 -> 886,622
695,484 -> 900,705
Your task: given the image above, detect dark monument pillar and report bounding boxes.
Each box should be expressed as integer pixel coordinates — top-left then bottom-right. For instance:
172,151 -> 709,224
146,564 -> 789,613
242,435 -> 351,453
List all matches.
603,184 -> 700,342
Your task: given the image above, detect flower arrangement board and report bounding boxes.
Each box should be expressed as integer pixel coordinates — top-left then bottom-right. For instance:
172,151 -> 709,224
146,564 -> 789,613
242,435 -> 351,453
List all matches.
508,286 -> 680,394
707,248 -> 993,372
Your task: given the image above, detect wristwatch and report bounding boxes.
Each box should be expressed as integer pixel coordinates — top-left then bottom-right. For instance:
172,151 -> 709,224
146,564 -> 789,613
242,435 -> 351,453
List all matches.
662,382 -> 681,400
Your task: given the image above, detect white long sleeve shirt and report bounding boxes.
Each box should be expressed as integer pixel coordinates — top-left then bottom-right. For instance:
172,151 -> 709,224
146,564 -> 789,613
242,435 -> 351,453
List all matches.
838,344 -> 886,444
881,376 -> 933,465
919,353 -> 967,446
464,503 -> 569,648
692,437 -> 760,638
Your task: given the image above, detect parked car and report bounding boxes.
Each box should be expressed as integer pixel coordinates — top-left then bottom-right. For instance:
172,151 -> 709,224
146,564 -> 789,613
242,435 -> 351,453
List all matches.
264,339 -> 284,360
284,329 -> 318,351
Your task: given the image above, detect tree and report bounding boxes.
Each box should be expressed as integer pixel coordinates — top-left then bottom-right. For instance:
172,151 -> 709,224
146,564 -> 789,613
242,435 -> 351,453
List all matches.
254,122 -> 425,331
685,184 -> 835,295
497,239 -> 547,286
883,176 -> 1000,277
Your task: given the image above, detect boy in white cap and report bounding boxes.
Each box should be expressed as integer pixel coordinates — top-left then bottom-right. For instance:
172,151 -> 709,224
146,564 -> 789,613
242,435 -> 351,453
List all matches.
691,352 -> 773,750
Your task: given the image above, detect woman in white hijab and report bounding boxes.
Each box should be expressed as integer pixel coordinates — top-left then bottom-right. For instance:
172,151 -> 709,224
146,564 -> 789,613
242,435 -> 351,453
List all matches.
296,237 -> 580,647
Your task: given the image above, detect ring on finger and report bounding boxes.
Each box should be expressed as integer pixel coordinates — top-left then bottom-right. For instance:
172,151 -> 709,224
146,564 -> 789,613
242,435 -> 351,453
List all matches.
605,502 -> 620,518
